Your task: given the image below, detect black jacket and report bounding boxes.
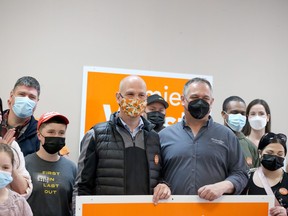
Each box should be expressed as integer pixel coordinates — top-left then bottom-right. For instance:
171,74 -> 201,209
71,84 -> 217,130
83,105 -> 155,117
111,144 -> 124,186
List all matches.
77,112 -> 165,195
17,115 -> 39,156
2,110 -> 39,156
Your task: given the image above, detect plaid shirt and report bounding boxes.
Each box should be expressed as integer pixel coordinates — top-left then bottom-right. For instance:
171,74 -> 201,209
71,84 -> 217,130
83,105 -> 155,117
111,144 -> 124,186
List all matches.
0,110 -> 30,139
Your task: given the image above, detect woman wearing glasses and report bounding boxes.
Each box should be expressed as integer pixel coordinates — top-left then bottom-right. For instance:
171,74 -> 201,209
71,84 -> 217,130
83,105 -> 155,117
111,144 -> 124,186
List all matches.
243,132 -> 288,215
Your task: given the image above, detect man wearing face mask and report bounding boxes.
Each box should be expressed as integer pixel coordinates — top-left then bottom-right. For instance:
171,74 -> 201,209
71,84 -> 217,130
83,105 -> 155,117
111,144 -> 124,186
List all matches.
1,76 -> 40,156
25,111 -> 77,216
160,77 -> 248,201
221,96 -> 260,168
143,94 -> 169,132
73,75 -> 171,213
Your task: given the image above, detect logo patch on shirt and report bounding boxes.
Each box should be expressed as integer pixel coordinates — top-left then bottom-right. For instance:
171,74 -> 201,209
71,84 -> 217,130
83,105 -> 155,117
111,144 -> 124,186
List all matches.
246,157 -> 252,166
154,154 -> 159,165
211,138 -> 224,145
279,188 -> 288,195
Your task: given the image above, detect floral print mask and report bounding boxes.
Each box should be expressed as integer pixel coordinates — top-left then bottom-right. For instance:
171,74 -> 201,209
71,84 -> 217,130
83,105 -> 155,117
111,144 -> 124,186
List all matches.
119,97 -> 147,117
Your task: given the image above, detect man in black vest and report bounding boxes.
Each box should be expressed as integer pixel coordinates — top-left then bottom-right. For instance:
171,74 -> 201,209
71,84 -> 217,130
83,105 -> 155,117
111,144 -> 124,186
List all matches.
73,75 -> 170,212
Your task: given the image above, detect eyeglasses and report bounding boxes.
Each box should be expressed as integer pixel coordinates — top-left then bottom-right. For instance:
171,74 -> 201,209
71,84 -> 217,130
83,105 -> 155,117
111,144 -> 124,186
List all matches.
260,132 -> 287,146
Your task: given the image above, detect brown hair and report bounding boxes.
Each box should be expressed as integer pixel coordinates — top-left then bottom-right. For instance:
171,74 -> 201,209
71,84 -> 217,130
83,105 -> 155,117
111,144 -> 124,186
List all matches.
0,143 -> 14,166
242,99 -> 271,136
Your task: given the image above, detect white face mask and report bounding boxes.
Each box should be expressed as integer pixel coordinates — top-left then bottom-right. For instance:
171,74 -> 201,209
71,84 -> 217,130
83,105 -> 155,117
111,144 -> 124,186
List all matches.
249,115 -> 267,130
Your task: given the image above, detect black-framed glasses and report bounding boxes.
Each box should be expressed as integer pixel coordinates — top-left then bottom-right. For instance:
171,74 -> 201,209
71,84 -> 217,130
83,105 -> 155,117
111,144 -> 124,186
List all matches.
260,132 -> 287,146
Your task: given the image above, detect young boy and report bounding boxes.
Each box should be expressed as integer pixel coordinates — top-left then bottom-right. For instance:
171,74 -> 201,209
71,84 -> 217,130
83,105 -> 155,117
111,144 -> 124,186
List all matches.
25,112 -> 77,216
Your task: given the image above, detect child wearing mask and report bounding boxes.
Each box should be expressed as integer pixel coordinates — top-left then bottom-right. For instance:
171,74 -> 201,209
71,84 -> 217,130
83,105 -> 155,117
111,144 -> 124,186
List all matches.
25,111 -> 77,216
0,143 -> 33,216
0,128 -> 33,198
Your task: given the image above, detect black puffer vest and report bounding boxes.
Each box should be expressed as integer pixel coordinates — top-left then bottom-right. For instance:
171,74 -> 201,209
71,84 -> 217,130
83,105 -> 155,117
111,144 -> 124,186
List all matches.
92,113 -> 163,195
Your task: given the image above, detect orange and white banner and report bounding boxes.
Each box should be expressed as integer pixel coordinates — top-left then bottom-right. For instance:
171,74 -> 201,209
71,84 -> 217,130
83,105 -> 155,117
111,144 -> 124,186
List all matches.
80,66 -> 213,139
75,195 -> 274,216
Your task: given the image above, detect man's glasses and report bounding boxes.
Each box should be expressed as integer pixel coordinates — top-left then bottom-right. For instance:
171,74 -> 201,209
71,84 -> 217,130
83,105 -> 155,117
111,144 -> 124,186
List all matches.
260,132 -> 287,146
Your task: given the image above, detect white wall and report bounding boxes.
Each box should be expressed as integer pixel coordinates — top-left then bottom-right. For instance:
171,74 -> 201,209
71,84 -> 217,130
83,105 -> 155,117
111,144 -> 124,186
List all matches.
1,0 -> 287,163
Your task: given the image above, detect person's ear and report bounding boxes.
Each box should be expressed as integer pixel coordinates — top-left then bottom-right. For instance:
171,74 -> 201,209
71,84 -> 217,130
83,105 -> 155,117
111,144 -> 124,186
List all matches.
210,97 -> 215,106
267,114 -> 270,123
221,110 -> 226,119
37,131 -> 42,142
116,92 -> 122,104
258,150 -> 262,158
7,90 -> 14,108
180,95 -> 186,106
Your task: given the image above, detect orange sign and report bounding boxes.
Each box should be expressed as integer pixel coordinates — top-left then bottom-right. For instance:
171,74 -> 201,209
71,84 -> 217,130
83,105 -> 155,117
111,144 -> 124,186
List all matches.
75,195 -> 274,216
80,66 -> 213,138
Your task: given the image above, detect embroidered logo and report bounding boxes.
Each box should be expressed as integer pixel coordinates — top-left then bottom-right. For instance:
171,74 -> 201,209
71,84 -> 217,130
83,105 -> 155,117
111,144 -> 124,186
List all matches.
211,138 -> 224,145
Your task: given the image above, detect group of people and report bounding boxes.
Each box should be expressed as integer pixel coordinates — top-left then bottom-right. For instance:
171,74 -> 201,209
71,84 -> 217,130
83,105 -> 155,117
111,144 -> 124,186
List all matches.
0,76 -> 76,216
0,75 -> 287,216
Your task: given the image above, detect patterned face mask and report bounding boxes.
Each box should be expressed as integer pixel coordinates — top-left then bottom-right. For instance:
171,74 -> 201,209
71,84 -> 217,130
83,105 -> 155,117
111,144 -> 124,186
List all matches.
119,97 -> 147,118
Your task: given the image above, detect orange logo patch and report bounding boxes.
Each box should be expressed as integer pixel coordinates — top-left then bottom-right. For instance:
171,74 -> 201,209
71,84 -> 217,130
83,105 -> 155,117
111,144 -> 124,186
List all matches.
154,154 -> 159,165
279,188 -> 288,195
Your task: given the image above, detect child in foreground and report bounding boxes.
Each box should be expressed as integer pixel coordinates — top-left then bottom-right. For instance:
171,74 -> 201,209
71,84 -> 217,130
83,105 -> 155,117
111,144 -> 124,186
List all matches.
0,143 -> 33,216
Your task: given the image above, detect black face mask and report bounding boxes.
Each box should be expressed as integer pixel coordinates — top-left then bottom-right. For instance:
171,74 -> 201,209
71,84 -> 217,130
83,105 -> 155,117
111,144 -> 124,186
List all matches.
42,137 -> 66,154
261,154 -> 284,171
147,111 -> 165,129
187,99 -> 210,119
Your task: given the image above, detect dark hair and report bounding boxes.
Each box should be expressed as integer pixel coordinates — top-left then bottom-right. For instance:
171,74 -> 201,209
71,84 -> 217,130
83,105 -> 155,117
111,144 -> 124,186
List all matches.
258,132 -> 287,155
14,76 -> 40,97
242,99 -> 271,136
222,96 -> 246,112
183,77 -> 212,97
0,143 -> 14,166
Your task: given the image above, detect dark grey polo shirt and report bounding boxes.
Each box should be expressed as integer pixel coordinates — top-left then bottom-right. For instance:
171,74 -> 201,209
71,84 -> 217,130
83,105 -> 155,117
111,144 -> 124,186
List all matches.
159,117 -> 248,195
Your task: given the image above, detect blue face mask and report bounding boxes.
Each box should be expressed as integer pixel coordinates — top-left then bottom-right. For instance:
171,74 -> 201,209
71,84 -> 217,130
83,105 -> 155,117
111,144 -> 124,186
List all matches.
0,170 -> 13,189
226,113 -> 246,132
12,96 -> 36,118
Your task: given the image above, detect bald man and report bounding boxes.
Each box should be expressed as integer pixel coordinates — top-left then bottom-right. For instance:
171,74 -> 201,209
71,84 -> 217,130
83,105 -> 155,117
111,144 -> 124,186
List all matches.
73,75 -> 170,211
